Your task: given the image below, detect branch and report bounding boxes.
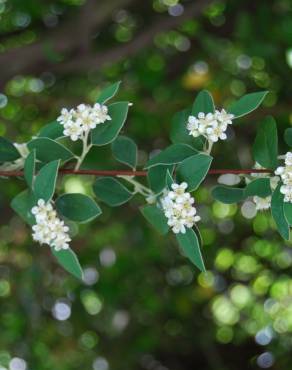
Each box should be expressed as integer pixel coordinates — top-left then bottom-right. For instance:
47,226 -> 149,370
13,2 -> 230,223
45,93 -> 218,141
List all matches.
0,168 -> 273,178
0,0 -> 211,86
0,0 -> 136,87
57,0 -> 213,73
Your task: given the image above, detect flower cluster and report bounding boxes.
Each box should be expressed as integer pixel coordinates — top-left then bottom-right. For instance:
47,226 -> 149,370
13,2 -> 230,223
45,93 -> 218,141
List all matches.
253,195 -> 272,211
57,103 -> 111,141
187,109 -> 234,142
31,199 -> 71,251
160,182 -> 200,234
275,152 -> 292,202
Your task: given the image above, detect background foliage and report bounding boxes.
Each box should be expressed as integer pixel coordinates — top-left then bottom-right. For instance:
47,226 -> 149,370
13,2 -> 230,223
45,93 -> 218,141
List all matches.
1,0 -> 292,369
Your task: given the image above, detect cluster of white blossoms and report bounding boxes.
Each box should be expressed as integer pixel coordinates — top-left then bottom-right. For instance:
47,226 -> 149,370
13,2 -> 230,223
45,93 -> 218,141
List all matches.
57,103 -> 111,141
31,199 -> 71,251
187,109 -> 234,142
275,152 -> 292,203
253,195 -> 272,211
161,182 -> 200,234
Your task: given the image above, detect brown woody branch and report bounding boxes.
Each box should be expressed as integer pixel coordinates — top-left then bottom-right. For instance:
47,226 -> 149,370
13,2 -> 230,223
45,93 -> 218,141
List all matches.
0,0 -> 211,87
0,168 -> 273,178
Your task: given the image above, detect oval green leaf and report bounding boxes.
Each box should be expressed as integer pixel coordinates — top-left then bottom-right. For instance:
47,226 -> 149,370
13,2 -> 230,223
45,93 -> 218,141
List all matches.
177,154 -> 212,191
38,121 -> 65,140
91,102 -> 129,146
140,204 -> 169,235
28,138 -> 74,163
244,178 -> 271,197
111,135 -> 137,169
34,160 -> 60,202
192,90 -> 215,115
93,177 -> 133,206
0,137 -> 20,162
96,81 -> 121,104
145,144 -> 197,169
56,193 -> 102,223
229,91 -> 268,119
11,190 -> 37,226
24,150 -> 36,189
212,185 -> 245,204
271,184 -> 290,240
52,248 -> 83,280
284,128 -> 292,148
176,228 -> 206,272
252,116 -> 278,169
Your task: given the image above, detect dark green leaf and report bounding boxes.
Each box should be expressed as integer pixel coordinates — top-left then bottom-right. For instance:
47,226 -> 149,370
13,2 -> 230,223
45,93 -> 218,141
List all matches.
145,144 -> 197,169
229,91 -> 268,118
245,178 -> 271,197
38,121 -> 64,140
147,165 -> 174,194
192,90 -> 215,115
284,128 -> 292,147
271,184 -> 290,240
11,190 -> 36,225
252,116 -> 278,169
91,102 -> 129,146
177,154 -> 212,191
24,150 -> 35,189
96,81 -> 121,104
28,138 -> 74,163
212,186 -> 245,204
0,137 -> 20,162
176,228 -> 206,272
140,205 -> 169,235
284,202 -> 292,225
34,160 -> 60,202
52,248 -> 83,280
93,177 -> 133,206
111,135 -> 137,169
56,193 -> 102,223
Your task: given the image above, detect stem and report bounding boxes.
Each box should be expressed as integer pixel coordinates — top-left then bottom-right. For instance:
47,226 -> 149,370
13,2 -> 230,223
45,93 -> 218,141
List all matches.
118,175 -> 153,197
0,168 -> 273,178
74,131 -> 92,170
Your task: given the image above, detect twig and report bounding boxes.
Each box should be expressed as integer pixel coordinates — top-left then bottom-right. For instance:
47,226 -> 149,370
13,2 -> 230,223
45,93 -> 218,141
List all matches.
0,168 -> 273,178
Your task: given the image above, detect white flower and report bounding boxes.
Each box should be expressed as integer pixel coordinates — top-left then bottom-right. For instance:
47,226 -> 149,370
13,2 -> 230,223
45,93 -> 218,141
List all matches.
275,152 -> 292,203
57,103 -> 111,141
186,108 -> 234,143
253,196 -> 271,211
31,199 -> 71,251
160,182 -> 200,234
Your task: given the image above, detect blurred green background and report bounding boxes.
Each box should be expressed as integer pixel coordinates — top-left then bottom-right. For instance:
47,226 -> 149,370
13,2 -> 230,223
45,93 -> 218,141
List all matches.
1,0 -> 292,369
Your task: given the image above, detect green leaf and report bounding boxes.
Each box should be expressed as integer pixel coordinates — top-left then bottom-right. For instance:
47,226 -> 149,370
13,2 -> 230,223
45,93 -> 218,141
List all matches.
56,193 -> 102,223
170,108 -> 205,149
96,81 -> 121,104
192,90 -> 215,115
93,177 -> 133,206
284,202 -> 292,225
24,150 -> 36,189
91,102 -> 129,146
140,205 -> 169,235
27,138 -> 74,163
176,228 -> 206,272
212,186 -> 245,204
229,91 -> 268,118
52,248 -> 83,280
145,144 -> 197,169
165,169 -> 174,188
252,116 -> 278,169
0,137 -> 20,162
34,160 -> 60,202
111,135 -> 137,169
177,154 -> 212,191
38,121 -> 64,140
271,184 -> 290,240
11,190 -> 36,225
245,178 -> 271,197
147,165 -> 174,194
284,128 -> 292,147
